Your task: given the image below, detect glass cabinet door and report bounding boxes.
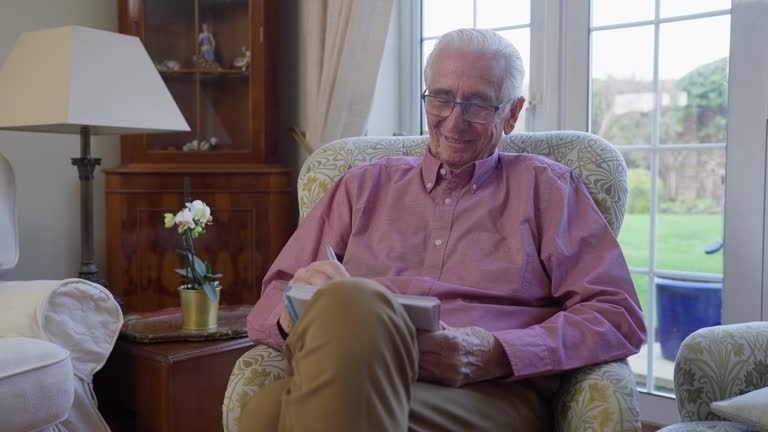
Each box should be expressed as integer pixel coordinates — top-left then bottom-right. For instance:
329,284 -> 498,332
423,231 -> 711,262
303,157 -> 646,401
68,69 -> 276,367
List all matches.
140,0 -> 253,155
199,0 -> 252,154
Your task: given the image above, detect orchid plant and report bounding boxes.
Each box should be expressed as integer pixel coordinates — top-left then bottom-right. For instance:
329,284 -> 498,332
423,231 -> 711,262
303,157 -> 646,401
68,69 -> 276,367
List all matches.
163,200 -> 221,301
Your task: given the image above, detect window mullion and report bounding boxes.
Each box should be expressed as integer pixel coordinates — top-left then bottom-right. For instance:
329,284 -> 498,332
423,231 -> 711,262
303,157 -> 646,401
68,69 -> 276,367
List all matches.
646,0 -> 662,395
561,0 -> 590,130
528,0 -> 562,130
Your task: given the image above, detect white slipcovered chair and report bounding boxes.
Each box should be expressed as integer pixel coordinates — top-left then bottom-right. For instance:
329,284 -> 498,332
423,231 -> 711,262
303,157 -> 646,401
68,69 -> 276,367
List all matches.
0,152 -> 123,432
223,132 -> 643,431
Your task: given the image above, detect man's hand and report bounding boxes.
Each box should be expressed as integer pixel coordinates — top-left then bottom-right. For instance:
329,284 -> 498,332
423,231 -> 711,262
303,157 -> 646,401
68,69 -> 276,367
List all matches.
417,325 -> 512,387
279,260 -> 350,334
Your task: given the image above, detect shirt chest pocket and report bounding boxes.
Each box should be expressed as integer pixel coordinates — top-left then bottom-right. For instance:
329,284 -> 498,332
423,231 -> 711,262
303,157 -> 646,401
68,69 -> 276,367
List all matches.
344,203 -> 429,277
442,226 -> 536,294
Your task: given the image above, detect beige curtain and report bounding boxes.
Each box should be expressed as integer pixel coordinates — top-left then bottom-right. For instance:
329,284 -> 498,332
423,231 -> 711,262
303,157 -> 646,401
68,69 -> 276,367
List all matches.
297,0 -> 394,152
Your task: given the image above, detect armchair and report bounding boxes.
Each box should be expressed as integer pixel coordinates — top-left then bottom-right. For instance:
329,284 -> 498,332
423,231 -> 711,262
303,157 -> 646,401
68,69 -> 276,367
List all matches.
0,152 -> 123,432
223,132 -> 642,432
659,322 -> 768,432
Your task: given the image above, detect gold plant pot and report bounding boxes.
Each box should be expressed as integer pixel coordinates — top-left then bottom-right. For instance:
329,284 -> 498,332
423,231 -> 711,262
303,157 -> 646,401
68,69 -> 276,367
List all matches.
178,284 -> 221,331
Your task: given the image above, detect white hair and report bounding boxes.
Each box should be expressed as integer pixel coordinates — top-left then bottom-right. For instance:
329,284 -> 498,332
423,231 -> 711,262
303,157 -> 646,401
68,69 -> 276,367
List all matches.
424,28 -> 525,102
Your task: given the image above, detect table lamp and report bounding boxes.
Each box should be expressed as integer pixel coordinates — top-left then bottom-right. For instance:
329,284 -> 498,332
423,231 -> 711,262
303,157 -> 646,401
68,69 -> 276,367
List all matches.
0,26 -> 190,288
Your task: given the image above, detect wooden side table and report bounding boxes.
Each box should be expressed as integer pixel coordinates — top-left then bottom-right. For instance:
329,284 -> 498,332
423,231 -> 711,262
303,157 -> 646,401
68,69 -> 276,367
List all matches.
95,337 -> 254,432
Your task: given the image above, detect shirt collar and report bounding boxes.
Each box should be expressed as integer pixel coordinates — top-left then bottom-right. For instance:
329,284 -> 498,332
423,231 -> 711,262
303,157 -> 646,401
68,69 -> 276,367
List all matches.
421,149 -> 441,192
421,147 -> 499,193
470,151 -> 499,192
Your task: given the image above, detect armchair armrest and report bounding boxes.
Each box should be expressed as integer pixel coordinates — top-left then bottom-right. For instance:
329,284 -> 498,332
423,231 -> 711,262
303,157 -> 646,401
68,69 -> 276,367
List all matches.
674,322 -> 768,422
223,345 -> 288,432
0,279 -> 123,379
553,360 -> 641,432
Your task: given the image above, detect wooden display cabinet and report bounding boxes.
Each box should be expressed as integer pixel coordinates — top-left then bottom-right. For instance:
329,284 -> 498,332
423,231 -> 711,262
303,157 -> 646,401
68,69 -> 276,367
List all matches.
107,0 -> 293,312
119,0 -> 278,163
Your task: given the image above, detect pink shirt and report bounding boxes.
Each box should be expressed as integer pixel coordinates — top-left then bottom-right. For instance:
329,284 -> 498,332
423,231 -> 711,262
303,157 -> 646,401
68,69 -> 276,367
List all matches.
247,150 -> 647,379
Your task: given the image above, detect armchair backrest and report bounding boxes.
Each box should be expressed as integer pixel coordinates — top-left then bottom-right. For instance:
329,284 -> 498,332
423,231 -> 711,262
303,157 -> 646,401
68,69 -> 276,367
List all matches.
298,131 -> 628,235
0,153 -> 17,272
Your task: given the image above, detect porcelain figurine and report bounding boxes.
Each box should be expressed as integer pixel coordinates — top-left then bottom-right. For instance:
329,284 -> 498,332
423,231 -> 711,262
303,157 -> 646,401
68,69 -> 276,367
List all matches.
197,24 -> 219,69
156,59 -> 181,71
199,136 -> 219,151
182,137 -> 219,152
198,24 -> 217,65
182,139 -> 199,152
232,46 -> 251,71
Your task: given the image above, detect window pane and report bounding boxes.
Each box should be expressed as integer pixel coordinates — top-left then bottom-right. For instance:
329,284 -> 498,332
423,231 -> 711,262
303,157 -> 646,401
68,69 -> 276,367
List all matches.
591,26 -> 654,145
661,0 -> 731,18
421,39 -> 438,132
619,151 -> 651,269
421,39 -> 438,91
498,28 -> 529,132
659,16 -> 730,144
627,273 -> 651,391
654,274 -> 721,394
497,29 -> 530,92
591,0 -> 654,27
657,150 -> 724,274
423,0 -> 474,38
476,0 -> 530,29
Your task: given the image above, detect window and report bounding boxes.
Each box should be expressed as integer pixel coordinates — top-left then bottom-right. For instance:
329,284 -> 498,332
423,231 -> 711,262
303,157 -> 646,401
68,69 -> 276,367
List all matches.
589,0 -> 731,395
420,0 -> 531,133
405,0 -> 768,424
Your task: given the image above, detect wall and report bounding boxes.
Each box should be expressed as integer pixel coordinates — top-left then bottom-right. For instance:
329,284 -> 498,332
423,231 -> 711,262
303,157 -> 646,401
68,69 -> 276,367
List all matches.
0,0 -> 117,280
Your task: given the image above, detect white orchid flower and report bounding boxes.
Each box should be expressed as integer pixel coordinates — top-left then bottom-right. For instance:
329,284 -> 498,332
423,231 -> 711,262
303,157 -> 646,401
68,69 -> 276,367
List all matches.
163,213 -> 176,228
162,200 -> 219,298
175,208 -> 196,233
191,225 -> 204,239
186,200 -> 212,224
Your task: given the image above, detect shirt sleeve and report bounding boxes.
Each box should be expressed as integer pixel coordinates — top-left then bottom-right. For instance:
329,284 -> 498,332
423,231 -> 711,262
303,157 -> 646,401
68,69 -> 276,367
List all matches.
492,169 -> 647,379
246,175 -> 355,351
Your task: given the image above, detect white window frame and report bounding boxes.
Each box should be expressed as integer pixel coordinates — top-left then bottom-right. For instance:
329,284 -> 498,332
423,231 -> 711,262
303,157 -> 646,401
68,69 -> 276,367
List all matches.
722,0 -> 768,324
399,0 -> 768,425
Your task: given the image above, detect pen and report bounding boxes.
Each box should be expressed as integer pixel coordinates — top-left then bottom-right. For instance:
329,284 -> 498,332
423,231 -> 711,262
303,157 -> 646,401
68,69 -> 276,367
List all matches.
284,290 -> 300,322
325,244 -> 339,262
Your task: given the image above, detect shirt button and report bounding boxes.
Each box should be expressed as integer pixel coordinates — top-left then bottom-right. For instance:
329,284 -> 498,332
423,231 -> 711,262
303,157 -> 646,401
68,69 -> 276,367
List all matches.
434,239 -> 443,246
472,184 -> 478,190
439,168 -> 447,176
444,197 -> 452,205
426,182 -> 432,188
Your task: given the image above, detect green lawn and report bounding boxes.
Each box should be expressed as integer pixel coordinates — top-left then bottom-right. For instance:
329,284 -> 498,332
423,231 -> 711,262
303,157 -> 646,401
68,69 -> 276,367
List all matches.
618,213 -> 723,314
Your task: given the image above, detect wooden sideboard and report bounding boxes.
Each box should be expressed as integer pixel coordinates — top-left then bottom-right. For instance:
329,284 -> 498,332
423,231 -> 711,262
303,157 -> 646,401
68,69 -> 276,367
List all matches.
104,164 -> 294,312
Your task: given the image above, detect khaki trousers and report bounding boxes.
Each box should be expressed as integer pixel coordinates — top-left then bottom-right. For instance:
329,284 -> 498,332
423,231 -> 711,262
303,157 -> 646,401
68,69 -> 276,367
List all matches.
239,278 -> 554,432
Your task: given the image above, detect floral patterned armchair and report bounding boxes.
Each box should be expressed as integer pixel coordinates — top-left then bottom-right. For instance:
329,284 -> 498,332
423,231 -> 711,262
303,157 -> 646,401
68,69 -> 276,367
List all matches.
223,132 -> 642,432
659,322 -> 768,432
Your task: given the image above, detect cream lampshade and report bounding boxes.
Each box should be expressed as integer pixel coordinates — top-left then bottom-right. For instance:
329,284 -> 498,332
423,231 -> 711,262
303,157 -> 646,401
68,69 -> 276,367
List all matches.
0,25 -> 190,289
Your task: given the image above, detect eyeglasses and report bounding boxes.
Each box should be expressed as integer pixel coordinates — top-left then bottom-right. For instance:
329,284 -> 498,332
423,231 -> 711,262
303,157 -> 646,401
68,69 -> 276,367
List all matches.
421,91 -> 503,124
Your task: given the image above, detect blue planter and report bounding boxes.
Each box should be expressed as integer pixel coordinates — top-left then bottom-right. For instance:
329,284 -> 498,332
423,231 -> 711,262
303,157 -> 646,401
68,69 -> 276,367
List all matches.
655,276 -> 722,361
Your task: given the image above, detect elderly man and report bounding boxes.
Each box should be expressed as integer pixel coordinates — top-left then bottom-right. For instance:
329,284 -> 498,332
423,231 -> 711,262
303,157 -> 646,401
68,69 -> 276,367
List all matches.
240,28 -> 646,431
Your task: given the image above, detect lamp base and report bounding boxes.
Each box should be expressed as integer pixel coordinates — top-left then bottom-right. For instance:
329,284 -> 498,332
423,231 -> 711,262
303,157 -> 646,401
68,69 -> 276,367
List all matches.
78,270 -> 107,288
78,270 -> 125,310
71,126 -> 123,310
